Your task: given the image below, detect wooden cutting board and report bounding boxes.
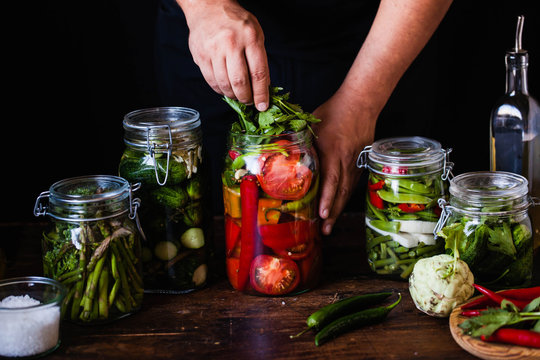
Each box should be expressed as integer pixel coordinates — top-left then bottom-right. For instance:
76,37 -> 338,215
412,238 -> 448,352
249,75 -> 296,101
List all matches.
449,296 -> 540,360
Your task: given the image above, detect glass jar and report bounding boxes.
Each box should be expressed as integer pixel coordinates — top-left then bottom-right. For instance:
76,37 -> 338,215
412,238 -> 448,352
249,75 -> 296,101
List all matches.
222,129 -> 321,295
435,171 -> 537,289
357,136 -> 453,279
34,175 -> 143,324
119,107 -> 211,294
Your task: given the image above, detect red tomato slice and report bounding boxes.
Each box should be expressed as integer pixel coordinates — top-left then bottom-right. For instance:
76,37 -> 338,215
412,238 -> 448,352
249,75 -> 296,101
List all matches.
256,141 -> 312,201
249,255 -> 300,295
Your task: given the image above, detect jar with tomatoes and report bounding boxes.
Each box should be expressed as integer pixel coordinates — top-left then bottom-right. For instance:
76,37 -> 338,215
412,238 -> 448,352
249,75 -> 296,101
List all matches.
222,129 -> 322,296
357,137 -> 453,280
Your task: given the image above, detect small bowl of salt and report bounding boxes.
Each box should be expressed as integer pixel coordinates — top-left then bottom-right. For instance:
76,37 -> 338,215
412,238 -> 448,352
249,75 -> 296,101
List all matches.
0,276 -> 66,358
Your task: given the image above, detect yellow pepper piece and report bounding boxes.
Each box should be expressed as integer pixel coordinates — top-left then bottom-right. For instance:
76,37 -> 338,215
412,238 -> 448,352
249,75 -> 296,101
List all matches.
223,185 -> 242,218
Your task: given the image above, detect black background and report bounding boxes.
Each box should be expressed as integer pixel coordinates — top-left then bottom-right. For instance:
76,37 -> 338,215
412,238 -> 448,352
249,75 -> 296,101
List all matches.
4,0 -> 540,222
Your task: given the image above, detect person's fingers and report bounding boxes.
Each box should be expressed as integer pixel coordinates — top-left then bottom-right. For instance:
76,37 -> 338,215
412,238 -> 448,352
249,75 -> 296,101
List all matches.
226,51 -> 253,104
211,57 -> 236,99
318,153 -> 339,233
245,43 -> 270,111
321,165 -> 358,235
195,57 -> 222,95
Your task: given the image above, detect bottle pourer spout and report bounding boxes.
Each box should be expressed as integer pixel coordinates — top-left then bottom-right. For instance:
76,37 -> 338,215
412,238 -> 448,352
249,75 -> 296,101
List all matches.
515,15 -> 524,52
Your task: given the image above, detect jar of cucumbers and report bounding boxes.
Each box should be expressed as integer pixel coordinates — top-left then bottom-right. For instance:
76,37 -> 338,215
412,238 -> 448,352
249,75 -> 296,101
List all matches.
34,175 -> 144,324
357,136 -> 453,279
119,107 -> 211,293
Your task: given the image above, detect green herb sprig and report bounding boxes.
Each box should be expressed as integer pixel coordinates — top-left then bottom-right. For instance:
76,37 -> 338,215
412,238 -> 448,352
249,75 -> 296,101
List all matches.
224,87 -> 321,136
459,298 -> 540,338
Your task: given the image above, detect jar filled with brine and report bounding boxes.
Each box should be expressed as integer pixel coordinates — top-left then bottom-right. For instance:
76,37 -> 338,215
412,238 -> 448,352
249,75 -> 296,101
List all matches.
119,107 -> 211,293
222,129 -> 322,295
357,136 -> 453,279
34,175 -> 144,324
435,171 -> 537,289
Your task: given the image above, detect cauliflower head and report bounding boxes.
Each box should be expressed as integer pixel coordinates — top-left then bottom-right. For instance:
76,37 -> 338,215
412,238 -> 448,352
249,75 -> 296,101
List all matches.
409,254 -> 474,317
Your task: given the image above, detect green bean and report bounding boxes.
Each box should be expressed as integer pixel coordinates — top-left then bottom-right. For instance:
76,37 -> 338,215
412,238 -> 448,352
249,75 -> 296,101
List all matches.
369,220 -> 401,233
367,235 -> 393,250
377,190 -> 432,204
365,194 -> 387,221
384,178 -> 432,194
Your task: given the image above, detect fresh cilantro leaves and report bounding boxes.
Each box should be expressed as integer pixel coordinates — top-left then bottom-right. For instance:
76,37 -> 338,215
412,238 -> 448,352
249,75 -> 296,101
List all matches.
224,87 -> 321,135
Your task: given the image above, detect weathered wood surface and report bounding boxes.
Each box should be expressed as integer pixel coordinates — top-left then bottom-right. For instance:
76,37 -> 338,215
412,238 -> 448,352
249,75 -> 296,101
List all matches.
1,213 -> 486,359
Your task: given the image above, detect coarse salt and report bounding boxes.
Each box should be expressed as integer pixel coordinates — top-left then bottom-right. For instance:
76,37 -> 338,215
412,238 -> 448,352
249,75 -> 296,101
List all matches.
0,295 -> 60,357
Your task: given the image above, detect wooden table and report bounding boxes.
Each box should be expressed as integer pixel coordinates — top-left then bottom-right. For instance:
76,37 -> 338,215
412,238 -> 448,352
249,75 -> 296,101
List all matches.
4,213 -> 533,360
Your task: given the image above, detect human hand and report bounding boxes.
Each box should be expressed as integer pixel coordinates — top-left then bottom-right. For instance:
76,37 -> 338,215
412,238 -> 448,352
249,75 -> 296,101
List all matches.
312,92 -> 377,235
178,0 -> 270,110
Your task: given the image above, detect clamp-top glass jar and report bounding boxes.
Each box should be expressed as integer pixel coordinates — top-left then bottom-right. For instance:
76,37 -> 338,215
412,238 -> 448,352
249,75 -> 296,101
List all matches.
222,129 -> 322,295
119,107 -> 211,294
357,136 -> 453,279
435,171 -> 537,289
34,175 -> 143,324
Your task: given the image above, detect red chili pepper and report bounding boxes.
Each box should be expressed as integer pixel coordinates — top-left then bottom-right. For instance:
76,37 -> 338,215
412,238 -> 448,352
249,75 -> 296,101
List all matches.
397,203 -> 426,213
260,220 -> 315,250
367,179 -> 385,191
462,286 -> 540,310
238,175 -> 259,291
460,309 -> 487,317
382,166 -> 408,175
225,217 -> 241,257
229,150 -> 240,160
461,296 -> 499,310
481,328 -> 540,348
498,287 -> 540,300
369,191 -> 384,209
473,284 -> 530,310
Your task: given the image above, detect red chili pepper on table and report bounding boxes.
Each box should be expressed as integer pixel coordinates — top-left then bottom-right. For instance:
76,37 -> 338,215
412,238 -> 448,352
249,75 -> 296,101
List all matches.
473,284 -> 530,310
481,328 -> 540,348
237,175 -> 260,291
462,286 -> 540,310
460,309 -> 487,317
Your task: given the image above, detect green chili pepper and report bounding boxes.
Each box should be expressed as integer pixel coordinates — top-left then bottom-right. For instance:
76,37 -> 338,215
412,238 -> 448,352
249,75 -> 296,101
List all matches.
314,293 -> 402,346
265,175 -> 319,221
291,291 -> 393,338
377,190 -> 432,204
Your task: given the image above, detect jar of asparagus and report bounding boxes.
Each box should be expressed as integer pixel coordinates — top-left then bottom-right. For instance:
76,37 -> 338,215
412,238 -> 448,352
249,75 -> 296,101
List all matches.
119,107 -> 210,293
357,136 -> 453,279
435,171 -> 537,289
34,175 -> 143,324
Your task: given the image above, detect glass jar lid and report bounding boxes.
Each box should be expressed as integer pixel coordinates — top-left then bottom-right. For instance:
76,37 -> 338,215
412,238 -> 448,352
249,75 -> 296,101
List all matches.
34,175 -> 139,221
123,107 -> 201,150
449,171 -> 530,212
357,136 -> 452,177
